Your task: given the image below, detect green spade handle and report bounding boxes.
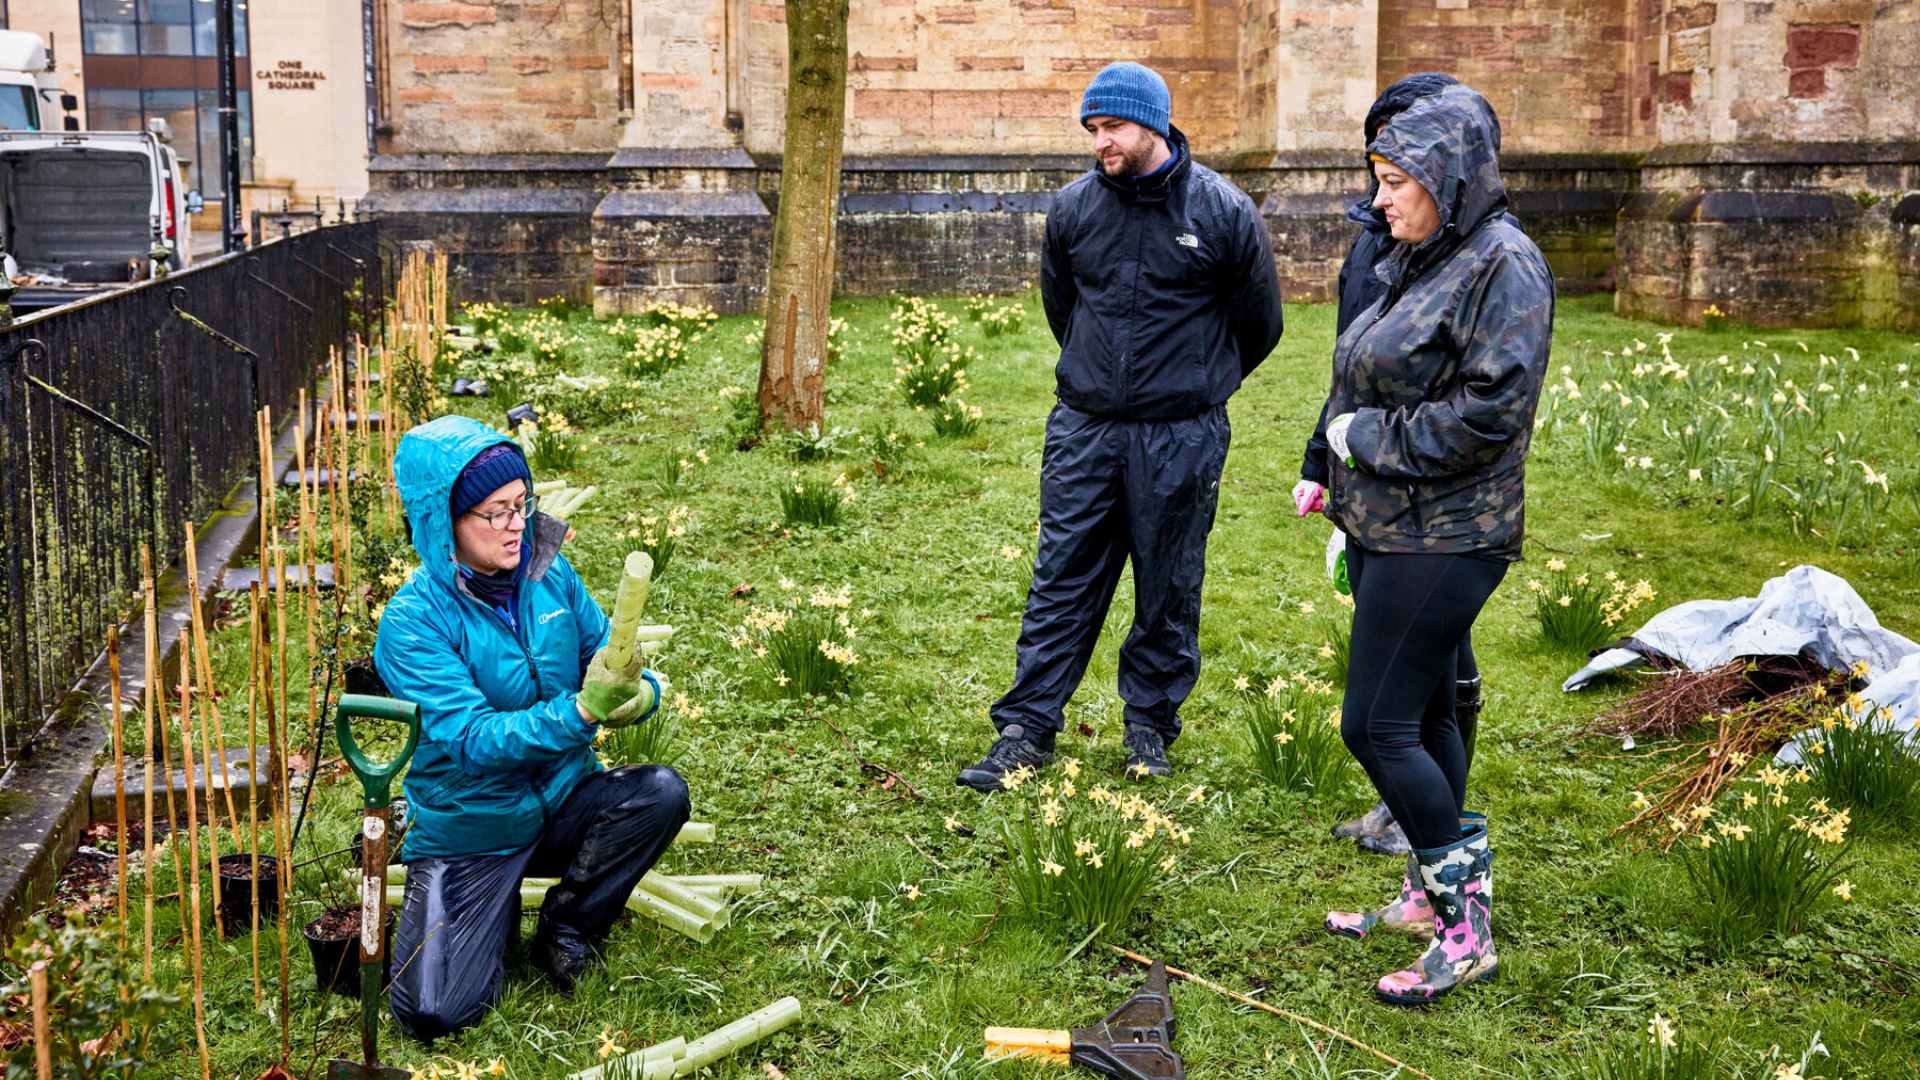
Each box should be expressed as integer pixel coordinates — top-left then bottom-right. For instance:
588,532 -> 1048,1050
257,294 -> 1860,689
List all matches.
335,694 -> 421,810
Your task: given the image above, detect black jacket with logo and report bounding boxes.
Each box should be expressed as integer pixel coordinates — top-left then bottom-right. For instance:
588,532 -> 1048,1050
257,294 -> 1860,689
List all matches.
1040,127 -> 1285,421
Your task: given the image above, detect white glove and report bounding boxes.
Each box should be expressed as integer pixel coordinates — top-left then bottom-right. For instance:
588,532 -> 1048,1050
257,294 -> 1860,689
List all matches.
1325,528 -> 1351,595
1326,413 -> 1356,466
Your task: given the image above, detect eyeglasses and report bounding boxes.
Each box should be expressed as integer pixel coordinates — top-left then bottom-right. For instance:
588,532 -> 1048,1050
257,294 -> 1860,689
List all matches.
466,494 -> 539,531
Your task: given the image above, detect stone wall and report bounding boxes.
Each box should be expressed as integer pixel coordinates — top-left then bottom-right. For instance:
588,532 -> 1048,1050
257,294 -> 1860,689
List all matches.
1608,0 -> 1920,328
367,0 -> 1920,330
388,0 -> 622,153
1617,144 -> 1920,329
365,154 -> 610,305
1377,0 -> 1636,153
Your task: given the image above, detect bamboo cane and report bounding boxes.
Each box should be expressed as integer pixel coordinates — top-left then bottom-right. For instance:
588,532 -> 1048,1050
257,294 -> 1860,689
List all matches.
29,961 -> 49,1080
108,624 -> 128,942
182,525 -> 230,939
258,406 -> 293,1057
157,669 -> 185,973
139,550 -> 159,981
177,679 -> 212,1080
248,581 -> 263,1005
262,608 -> 291,1068
381,346 -> 397,531
356,344 -> 371,491
1102,945 -> 1434,1080
301,404 -> 320,753
331,364 -> 353,596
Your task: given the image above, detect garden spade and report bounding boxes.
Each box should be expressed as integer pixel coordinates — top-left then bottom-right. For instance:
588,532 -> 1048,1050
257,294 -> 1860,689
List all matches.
328,693 -> 421,1080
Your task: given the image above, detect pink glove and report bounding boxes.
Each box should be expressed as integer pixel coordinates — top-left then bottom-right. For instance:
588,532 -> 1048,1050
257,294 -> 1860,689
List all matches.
1292,479 -> 1326,517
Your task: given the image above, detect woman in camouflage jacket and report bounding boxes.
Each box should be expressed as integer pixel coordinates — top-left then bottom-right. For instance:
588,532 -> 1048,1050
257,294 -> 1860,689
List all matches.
1303,83 -> 1553,1006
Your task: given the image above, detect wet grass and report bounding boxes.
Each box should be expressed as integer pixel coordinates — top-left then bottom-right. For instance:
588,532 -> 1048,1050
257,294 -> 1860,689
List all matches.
64,292 -> 1920,1079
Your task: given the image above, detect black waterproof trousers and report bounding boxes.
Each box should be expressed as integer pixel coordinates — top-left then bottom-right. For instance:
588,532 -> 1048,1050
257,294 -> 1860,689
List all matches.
389,763 -> 691,1041
1339,546 -> 1506,852
991,402 -> 1230,747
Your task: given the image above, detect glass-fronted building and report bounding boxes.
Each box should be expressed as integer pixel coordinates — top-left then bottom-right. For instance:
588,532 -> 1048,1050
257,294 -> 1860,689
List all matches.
78,0 -> 253,199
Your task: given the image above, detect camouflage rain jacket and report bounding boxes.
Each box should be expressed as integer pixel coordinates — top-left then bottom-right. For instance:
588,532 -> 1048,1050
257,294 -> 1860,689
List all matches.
1309,85 -> 1553,561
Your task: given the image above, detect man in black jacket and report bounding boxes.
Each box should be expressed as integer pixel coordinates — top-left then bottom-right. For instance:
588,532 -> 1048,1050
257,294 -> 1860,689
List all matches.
957,62 -> 1284,790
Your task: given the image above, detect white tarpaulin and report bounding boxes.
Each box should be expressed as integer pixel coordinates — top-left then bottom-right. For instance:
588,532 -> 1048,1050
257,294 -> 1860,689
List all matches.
1560,565 -> 1920,759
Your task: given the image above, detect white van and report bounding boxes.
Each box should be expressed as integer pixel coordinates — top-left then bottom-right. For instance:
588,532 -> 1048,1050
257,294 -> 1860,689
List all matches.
0,30 -> 59,132
1,128 -> 197,313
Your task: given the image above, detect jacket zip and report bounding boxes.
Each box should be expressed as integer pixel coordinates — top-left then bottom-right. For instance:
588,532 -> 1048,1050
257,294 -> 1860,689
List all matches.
457,572 -> 559,827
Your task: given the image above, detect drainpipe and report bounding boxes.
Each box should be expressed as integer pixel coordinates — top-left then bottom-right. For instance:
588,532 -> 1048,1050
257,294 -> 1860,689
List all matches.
618,0 -> 634,122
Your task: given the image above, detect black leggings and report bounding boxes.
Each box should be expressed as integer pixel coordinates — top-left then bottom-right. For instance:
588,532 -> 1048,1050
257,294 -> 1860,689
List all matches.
1340,545 -> 1506,852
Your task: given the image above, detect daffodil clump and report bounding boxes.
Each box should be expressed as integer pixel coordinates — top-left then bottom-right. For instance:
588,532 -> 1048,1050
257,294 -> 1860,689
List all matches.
1303,595 -> 1354,682
1238,671 -> 1352,796
779,469 -> 857,528
729,580 -> 865,697
1536,333 -> 1906,544
455,347 -> 543,405
930,397 -> 984,439
489,307 -> 580,361
1565,1011 -> 1721,1080
889,298 -> 967,404
525,410 -> 583,472
996,758 -> 1207,933
404,1055 -> 508,1080
1529,560 -> 1655,654
1669,763 -> 1857,953
459,300 -> 507,335
613,504 -> 695,579
1799,692 -> 1920,818
619,322 -> 694,379
965,294 -> 1027,338
370,554 -> 422,622
600,689 -> 690,767
635,299 -> 719,335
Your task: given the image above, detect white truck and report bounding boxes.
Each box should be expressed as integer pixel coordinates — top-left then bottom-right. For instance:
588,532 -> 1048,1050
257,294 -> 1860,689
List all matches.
1,128 -> 198,313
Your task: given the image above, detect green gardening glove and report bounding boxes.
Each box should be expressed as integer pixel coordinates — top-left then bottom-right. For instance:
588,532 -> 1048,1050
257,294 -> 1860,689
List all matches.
579,678 -> 645,724
581,626 -> 676,728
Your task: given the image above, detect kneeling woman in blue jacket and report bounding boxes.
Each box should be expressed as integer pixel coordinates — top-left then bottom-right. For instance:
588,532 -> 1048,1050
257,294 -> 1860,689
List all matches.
374,415 -> 689,1039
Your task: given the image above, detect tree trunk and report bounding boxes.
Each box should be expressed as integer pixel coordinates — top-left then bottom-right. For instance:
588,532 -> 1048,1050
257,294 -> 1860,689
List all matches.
756,0 -> 850,433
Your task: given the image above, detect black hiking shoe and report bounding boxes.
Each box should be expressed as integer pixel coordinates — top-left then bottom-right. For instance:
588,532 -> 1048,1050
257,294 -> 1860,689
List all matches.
530,922 -> 600,998
955,725 -> 1055,792
1122,726 -> 1172,780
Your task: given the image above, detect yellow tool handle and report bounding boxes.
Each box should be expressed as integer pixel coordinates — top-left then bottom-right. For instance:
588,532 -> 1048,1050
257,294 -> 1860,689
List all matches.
983,1027 -> 1071,1065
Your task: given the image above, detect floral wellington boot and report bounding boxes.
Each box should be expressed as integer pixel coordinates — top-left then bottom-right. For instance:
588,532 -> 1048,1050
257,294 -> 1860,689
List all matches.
1375,823 -> 1497,1005
1324,853 -> 1435,940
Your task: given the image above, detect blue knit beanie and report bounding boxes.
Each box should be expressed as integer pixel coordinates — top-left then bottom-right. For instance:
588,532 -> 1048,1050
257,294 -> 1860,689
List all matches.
450,443 -> 533,519
1080,62 -> 1170,136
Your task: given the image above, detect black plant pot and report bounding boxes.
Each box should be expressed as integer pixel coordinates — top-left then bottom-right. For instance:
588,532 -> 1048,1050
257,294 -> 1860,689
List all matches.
304,904 -> 395,998
216,853 -> 280,937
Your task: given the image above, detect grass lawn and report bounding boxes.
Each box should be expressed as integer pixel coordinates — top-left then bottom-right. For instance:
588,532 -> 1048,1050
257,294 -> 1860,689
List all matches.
39,292 -> 1920,1079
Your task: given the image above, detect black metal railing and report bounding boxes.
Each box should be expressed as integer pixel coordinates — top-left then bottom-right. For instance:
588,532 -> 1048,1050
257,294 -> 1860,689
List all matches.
0,221 -> 388,765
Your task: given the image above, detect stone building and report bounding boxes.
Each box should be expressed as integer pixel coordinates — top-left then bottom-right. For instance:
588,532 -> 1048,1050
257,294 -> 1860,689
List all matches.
355,0 -> 1918,329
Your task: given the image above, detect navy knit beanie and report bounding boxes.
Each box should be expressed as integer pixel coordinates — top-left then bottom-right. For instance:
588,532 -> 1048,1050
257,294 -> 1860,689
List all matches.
1080,62 -> 1170,136
451,443 -> 533,519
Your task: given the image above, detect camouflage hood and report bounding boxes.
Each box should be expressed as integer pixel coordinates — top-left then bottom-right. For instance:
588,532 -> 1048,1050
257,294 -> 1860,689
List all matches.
1366,85 -> 1509,259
